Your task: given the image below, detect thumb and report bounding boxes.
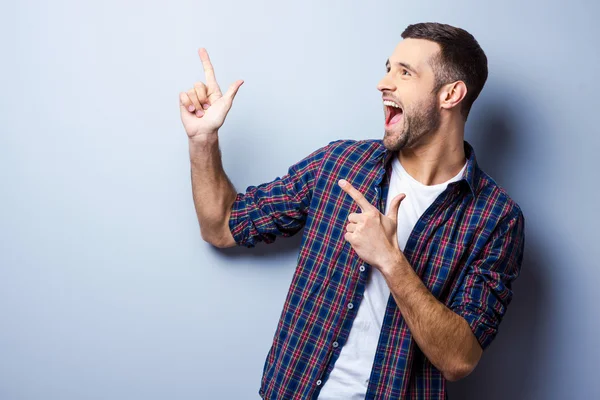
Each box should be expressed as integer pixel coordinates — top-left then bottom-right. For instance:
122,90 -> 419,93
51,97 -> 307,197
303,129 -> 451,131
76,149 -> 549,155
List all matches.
386,193 -> 406,224
223,79 -> 244,105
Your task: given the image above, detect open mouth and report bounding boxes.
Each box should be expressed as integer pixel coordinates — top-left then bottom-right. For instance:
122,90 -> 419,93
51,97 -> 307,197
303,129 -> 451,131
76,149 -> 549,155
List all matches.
384,99 -> 403,127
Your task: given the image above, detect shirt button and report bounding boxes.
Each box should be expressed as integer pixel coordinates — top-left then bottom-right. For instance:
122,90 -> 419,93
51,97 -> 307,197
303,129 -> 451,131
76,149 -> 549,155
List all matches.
348,302 -> 354,310
333,341 -> 339,348
359,265 -> 366,272
316,379 -> 322,386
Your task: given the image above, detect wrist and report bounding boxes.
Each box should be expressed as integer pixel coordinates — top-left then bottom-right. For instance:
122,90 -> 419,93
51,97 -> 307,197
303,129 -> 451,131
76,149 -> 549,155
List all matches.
379,250 -> 409,280
189,131 -> 219,149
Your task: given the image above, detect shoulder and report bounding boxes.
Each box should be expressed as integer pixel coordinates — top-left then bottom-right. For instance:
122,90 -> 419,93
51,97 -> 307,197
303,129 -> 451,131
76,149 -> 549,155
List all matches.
324,138 -> 382,150
288,139 -> 383,178
474,169 -> 525,228
321,138 -> 384,159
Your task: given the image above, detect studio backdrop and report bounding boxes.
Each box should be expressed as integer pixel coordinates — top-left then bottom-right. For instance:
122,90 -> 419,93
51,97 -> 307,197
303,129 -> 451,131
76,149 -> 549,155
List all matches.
1,0 -> 598,399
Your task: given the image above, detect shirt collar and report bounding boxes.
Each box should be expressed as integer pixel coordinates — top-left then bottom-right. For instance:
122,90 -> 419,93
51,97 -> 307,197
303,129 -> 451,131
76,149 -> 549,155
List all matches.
372,139 -> 480,197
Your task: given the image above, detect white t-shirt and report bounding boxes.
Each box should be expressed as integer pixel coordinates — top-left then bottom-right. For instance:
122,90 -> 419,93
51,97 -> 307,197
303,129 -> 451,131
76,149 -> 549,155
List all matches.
317,155 -> 467,399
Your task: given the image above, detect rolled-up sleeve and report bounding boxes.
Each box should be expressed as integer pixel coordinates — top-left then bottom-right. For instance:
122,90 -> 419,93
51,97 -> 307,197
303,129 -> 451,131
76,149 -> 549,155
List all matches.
449,208 -> 525,350
228,141 -> 339,248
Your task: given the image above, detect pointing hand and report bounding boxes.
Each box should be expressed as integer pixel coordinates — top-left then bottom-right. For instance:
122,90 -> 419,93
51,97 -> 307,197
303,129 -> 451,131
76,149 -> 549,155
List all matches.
179,48 -> 244,141
339,179 -> 406,271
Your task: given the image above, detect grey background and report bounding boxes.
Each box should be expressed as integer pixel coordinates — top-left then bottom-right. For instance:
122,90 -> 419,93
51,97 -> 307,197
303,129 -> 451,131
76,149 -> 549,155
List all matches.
1,0 -> 598,399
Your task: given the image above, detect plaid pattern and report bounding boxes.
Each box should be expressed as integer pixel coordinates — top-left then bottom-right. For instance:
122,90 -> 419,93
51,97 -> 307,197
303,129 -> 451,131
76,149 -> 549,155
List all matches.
228,139 -> 525,399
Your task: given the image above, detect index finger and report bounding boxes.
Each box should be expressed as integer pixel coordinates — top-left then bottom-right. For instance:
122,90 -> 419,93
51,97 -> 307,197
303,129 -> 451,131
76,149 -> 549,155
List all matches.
338,179 -> 375,212
198,48 -> 220,91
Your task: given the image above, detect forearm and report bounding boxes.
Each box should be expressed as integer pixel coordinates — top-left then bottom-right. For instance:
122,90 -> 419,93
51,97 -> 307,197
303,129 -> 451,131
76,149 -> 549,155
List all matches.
189,133 -> 237,247
381,254 -> 482,381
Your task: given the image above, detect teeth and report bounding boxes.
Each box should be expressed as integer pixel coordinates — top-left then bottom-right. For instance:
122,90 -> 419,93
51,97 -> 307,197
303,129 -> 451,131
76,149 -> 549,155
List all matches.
383,100 -> 401,109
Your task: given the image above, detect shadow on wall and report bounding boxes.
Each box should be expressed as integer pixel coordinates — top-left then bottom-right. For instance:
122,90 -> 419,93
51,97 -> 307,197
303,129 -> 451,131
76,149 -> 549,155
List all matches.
448,92 -> 549,399
447,239 -> 547,399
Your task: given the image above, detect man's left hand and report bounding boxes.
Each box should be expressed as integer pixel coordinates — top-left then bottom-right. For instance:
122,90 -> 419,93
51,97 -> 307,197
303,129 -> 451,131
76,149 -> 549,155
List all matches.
338,178 -> 406,273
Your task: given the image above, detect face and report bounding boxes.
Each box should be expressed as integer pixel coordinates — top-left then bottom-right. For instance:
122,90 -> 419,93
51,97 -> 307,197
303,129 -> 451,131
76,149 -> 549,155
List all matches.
377,38 -> 442,151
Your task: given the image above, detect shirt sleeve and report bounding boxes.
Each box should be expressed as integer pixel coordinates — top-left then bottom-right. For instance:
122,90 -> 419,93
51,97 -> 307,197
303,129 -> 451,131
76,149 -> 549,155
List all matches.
449,208 -> 526,350
228,140 -> 339,248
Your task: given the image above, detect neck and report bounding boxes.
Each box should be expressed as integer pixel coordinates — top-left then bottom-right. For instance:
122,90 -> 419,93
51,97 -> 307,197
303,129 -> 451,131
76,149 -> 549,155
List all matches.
397,120 -> 466,186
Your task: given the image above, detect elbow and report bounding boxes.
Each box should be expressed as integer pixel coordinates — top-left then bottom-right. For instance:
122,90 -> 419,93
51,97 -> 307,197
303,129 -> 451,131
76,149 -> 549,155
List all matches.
200,231 -> 223,248
442,357 -> 480,382
443,331 -> 483,382
200,228 -> 235,248
443,366 -> 471,382
200,229 -> 221,247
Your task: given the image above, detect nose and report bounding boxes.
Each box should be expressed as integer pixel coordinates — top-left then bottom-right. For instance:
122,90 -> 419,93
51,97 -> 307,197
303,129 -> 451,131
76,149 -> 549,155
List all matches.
377,73 -> 396,93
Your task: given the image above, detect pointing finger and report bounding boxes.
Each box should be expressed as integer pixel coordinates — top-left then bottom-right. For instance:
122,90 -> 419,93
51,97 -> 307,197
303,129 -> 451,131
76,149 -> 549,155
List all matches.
338,179 -> 376,212
198,48 -> 222,96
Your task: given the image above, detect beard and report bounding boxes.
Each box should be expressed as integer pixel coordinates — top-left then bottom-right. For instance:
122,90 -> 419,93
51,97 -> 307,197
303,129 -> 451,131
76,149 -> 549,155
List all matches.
383,95 -> 441,152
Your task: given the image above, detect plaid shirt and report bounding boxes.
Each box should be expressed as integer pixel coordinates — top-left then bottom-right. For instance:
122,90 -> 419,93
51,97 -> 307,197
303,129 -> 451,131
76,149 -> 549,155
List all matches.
228,139 -> 525,399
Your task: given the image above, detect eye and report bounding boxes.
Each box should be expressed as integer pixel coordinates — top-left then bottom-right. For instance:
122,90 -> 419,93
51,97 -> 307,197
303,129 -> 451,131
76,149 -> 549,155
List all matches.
402,69 -> 411,76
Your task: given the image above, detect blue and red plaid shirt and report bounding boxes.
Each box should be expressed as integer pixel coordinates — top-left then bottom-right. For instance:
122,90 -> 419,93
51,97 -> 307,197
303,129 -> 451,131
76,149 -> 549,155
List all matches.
228,139 -> 525,399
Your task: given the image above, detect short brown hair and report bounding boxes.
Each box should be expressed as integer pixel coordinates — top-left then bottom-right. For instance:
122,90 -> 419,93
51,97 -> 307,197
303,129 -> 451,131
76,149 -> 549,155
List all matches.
401,22 -> 488,120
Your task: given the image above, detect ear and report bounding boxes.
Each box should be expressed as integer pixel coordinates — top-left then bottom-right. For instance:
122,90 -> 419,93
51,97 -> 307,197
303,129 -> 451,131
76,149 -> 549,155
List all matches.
438,81 -> 467,112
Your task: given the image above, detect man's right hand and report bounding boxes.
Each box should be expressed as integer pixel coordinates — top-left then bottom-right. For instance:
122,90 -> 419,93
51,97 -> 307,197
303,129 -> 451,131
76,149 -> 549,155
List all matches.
179,48 -> 244,141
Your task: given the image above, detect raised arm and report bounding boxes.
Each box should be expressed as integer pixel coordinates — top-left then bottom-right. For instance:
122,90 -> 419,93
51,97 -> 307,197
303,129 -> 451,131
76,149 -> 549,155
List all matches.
179,48 -> 243,248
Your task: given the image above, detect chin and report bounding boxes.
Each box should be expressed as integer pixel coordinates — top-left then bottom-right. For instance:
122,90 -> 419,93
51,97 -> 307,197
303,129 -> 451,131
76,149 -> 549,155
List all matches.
383,129 -> 408,151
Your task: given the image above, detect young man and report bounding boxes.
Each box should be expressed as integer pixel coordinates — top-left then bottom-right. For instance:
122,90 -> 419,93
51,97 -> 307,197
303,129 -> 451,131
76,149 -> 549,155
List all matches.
179,22 -> 525,400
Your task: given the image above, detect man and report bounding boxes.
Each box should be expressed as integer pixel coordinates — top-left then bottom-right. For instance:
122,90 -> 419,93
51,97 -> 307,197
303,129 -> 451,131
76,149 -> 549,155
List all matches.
179,22 -> 525,400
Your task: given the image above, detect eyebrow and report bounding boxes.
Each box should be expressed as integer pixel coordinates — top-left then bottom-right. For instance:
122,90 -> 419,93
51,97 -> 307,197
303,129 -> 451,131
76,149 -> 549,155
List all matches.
386,59 -> 418,75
